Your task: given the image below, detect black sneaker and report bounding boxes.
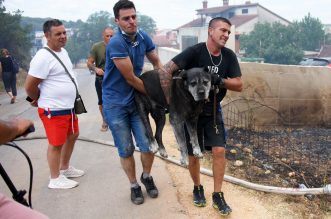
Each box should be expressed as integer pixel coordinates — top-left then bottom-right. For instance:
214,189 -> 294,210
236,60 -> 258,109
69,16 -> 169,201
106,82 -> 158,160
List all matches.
212,192 -> 232,215
193,185 -> 206,207
131,185 -> 144,205
140,174 -> 159,198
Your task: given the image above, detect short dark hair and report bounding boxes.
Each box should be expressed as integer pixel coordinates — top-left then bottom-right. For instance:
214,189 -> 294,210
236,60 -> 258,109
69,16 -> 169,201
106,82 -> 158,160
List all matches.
43,19 -> 63,33
208,17 -> 232,27
113,0 -> 136,19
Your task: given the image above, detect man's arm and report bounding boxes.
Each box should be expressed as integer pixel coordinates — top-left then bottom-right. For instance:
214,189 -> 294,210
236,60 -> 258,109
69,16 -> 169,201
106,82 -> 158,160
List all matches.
25,75 -> 42,105
0,119 -> 34,144
158,60 -> 180,104
146,50 -> 163,70
113,57 -> 146,94
224,77 -> 243,92
87,56 -> 104,76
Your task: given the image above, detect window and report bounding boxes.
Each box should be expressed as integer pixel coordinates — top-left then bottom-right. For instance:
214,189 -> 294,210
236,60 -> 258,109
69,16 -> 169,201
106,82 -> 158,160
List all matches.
242,9 -> 248,14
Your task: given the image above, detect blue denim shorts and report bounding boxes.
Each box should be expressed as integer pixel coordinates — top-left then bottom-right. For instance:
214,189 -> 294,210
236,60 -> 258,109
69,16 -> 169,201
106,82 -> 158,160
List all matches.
103,102 -> 150,158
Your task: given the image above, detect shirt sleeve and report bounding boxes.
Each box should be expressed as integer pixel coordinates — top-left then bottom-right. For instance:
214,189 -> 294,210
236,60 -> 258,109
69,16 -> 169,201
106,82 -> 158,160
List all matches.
227,49 -> 241,78
141,31 -> 156,53
107,37 -> 129,59
172,46 -> 197,69
28,50 -> 51,79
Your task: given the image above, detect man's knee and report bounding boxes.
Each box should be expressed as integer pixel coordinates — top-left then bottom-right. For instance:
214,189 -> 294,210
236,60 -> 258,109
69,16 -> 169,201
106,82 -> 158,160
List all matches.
188,155 -> 200,166
212,147 -> 225,157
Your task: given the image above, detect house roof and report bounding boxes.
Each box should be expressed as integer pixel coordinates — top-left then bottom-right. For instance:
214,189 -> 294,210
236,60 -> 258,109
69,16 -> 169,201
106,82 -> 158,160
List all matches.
196,3 -> 259,15
176,2 -> 290,30
230,15 -> 257,27
176,14 -> 257,30
177,17 -> 206,29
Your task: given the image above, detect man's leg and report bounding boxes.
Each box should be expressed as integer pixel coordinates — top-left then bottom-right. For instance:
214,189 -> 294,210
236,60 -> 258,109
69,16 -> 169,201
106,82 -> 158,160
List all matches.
140,152 -> 154,174
99,105 -> 108,131
95,77 -> 107,131
120,155 -> 137,183
47,143 -> 78,189
188,155 -> 201,186
211,146 -> 232,215
140,152 -> 158,198
212,147 -> 226,192
47,144 -> 63,179
60,132 -> 79,170
120,155 -> 145,205
189,155 -> 206,207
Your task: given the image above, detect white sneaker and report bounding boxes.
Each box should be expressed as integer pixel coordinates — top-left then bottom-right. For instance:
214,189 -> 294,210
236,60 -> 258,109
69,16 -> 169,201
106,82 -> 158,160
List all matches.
60,166 -> 85,178
48,175 -> 79,189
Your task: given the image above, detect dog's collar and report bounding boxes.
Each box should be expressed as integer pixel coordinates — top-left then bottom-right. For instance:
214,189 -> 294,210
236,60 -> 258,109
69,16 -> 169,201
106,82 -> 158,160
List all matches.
172,76 -> 182,80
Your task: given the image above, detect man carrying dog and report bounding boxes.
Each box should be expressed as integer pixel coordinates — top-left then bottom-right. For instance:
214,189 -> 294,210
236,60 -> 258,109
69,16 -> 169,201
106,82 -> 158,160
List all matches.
160,17 -> 243,215
87,27 -> 114,132
102,0 -> 163,205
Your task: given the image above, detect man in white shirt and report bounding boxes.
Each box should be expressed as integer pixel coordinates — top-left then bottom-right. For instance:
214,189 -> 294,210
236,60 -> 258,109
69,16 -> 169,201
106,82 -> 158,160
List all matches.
25,19 -> 84,189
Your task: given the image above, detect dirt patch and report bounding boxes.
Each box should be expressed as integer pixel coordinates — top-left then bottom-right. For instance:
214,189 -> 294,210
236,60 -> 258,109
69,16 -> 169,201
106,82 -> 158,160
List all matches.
159,120 -> 330,219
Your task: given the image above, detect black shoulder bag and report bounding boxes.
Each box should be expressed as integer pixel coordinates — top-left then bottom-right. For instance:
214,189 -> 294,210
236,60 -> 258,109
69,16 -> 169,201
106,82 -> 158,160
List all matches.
44,47 -> 87,114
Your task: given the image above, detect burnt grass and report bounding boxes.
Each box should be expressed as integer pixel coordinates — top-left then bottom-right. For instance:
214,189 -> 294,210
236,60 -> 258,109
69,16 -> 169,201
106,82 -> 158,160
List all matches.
223,127 -> 330,189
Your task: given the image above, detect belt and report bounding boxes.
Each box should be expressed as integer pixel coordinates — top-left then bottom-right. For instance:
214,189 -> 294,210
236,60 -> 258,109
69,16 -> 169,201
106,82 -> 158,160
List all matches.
44,109 -> 73,116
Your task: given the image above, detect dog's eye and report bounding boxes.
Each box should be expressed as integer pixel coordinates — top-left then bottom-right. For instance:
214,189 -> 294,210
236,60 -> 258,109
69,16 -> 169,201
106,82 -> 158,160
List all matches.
190,82 -> 197,87
203,79 -> 210,85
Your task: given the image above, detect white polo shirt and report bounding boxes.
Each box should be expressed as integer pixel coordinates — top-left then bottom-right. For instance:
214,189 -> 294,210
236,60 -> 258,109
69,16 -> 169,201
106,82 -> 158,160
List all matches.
28,47 -> 77,110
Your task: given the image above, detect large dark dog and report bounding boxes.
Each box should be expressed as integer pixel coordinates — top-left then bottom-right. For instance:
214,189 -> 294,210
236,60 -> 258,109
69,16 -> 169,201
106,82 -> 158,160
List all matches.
135,67 -> 211,165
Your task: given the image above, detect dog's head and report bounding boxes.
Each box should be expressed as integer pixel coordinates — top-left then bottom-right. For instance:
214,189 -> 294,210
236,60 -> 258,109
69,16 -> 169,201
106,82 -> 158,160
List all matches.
179,67 -> 211,101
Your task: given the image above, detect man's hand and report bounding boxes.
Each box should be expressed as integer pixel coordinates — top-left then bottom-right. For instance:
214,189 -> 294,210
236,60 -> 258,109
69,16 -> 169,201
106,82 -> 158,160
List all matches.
211,73 -> 225,88
0,118 -> 34,144
95,67 -> 105,76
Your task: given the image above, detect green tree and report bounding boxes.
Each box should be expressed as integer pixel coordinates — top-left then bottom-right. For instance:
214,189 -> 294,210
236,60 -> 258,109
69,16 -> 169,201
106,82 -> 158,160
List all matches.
137,13 -> 157,36
292,13 -> 324,51
66,10 -> 157,65
240,22 -> 303,64
66,11 -> 114,65
0,0 -> 32,69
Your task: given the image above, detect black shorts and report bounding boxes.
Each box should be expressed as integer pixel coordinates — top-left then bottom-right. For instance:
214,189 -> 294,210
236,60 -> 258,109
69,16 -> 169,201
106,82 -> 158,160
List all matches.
95,76 -> 103,105
185,112 -> 226,156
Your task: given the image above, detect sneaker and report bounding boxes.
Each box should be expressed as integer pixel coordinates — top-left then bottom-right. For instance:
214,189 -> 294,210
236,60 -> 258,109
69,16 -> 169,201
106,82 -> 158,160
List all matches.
193,185 -> 206,207
131,185 -> 144,205
48,175 -> 79,189
212,192 -> 232,215
60,166 -> 85,178
140,173 -> 159,198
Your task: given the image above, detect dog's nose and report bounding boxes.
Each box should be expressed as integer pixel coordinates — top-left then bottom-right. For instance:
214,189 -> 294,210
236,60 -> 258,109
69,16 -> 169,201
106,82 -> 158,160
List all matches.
198,90 -> 205,96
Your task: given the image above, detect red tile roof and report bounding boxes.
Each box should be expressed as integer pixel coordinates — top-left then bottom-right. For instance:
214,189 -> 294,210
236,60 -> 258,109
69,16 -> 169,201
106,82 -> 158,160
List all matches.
230,15 -> 257,27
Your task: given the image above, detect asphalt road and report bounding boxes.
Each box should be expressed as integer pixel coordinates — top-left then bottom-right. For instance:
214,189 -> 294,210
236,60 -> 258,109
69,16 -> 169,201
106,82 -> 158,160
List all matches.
0,69 -> 188,219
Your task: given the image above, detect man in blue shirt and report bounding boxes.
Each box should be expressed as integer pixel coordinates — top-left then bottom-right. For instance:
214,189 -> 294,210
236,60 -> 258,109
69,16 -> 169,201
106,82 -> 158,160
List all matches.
103,0 -> 163,205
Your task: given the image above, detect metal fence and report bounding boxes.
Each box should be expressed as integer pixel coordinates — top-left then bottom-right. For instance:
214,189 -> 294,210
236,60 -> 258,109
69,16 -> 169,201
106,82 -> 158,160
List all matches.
222,97 -> 331,188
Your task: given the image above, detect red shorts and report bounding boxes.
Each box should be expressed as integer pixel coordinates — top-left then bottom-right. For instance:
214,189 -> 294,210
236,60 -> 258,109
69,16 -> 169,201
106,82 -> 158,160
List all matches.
38,108 -> 79,146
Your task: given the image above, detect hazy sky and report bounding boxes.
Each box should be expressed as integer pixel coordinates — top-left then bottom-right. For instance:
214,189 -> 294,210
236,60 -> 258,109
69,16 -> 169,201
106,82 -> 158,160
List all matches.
4,0 -> 330,29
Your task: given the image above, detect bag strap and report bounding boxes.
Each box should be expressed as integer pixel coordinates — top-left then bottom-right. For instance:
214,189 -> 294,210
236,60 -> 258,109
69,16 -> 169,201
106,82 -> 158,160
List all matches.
43,47 -> 79,96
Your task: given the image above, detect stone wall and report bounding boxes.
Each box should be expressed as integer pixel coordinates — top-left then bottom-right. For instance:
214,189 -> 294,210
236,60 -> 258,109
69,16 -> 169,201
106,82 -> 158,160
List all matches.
224,63 -> 331,127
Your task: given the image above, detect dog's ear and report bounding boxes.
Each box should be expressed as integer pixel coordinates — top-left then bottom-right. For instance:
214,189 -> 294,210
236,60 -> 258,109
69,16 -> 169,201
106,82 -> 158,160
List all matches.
179,70 -> 188,86
203,66 -> 209,73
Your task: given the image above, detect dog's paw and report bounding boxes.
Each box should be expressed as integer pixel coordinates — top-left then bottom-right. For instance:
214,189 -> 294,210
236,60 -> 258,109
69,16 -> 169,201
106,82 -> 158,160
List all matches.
149,141 -> 159,154
193,148 -> 203,158
180,157 -> 188,167
158,148 -> 168,158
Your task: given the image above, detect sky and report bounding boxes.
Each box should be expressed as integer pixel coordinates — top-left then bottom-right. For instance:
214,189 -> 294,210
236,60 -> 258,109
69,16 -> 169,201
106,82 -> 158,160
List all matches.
3,0 -> 331,29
